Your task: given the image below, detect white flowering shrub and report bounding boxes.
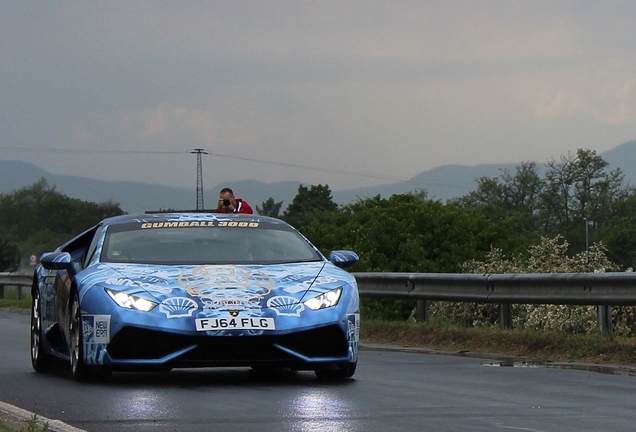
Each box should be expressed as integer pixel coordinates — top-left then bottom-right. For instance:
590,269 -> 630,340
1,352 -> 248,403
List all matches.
429,235 -> 636,335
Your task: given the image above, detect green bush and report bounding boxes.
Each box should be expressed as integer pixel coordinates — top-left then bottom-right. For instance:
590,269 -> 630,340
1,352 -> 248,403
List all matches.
429,235 -> 636,335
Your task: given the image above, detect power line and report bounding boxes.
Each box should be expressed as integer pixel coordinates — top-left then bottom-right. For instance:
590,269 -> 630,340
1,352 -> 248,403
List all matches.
0,145 -> 475,190
0,147 -> 184,155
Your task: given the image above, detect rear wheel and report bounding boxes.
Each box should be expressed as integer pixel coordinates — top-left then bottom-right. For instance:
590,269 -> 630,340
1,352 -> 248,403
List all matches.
69,291 -> 88,382
30,289 -> 53,372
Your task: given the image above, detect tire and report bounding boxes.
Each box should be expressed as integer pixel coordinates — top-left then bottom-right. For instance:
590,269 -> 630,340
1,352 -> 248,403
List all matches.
30,290 -> 53,373
315,362 -> 357,380
69,291 -> 89,382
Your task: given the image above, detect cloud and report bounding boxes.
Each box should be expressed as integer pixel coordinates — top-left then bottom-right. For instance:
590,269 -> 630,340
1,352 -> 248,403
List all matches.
2,1 -> 636,191
534,72 -> 636,125
70,103 -> 221,155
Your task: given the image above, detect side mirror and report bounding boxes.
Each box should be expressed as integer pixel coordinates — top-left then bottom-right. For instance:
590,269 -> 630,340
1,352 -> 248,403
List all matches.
40,251 -> 73,271
328,250 -> 359,269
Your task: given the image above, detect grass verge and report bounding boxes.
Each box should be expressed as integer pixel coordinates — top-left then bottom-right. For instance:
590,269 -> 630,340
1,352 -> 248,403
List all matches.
0,287 -> 30,309
360,319 -> 636,365
0,414 -> 48,432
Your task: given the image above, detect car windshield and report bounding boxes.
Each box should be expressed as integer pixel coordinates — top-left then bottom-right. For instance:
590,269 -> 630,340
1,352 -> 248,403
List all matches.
100,220 -> 322,265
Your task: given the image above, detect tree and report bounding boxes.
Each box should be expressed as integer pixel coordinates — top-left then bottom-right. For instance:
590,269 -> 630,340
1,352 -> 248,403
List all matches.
298,191 -> 534,320
602,194 -> 636,269
0,178 -> 125,268
454,162 -> 545,236
280,184 -> 338,230
0,236 -> 20,271
458,162 -> 544,211
456,149 -> 634,259
308,192 -> 529,273
538,149 -> 627,240
256,197 -> 283,217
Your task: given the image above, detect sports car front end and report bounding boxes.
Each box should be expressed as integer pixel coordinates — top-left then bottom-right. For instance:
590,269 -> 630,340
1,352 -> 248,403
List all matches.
76,261 -> 359,376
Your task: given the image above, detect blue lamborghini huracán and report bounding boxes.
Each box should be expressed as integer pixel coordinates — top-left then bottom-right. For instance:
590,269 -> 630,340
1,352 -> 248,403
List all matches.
30,213 -> 359,382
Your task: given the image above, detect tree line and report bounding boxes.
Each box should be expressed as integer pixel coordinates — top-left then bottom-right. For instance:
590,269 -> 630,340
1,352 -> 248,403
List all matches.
0,178 -> 124,270
264,149 -> 636,272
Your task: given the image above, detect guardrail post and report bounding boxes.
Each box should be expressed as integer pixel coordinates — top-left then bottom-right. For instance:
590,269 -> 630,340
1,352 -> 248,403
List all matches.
499,303 -> 512,329
597,305 -> 612,334
0,285 -> 4,299
415,300 -> 429,322
16,286 -> 23,300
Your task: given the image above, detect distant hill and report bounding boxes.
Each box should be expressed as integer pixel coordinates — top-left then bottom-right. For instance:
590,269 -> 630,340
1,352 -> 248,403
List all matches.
596,139 -> 636,187
1,139 -> 635,214
335,139 -> 636,204
0,160 -> 518,214
0,161 -> 307,214
332,163 -> 520,204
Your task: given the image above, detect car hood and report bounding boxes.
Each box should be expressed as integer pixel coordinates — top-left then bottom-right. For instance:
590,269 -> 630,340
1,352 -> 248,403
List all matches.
77,261 -> 354,311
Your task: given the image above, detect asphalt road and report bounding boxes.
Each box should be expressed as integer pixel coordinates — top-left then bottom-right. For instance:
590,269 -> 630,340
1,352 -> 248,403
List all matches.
3,308 -> 636,432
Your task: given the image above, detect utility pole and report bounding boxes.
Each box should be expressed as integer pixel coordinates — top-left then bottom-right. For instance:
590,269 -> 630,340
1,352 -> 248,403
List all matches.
189,148 -> 207,210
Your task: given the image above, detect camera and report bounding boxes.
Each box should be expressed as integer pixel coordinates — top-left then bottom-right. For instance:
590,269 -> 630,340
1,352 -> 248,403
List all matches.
223,199 -> 231,206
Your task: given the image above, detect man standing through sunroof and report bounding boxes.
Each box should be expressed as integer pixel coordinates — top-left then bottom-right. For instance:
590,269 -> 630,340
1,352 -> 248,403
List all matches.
215,187 -> 253,214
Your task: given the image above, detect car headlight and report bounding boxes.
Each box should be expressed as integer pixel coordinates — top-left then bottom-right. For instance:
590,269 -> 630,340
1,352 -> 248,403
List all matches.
105,289 -> 157,312
304,287 -> 343,310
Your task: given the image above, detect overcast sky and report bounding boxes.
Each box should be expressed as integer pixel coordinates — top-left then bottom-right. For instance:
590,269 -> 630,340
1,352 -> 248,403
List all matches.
2,1 -> 636,192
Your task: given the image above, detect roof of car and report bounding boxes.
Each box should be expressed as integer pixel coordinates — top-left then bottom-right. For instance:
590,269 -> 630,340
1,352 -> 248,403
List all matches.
100,212 -> 288,226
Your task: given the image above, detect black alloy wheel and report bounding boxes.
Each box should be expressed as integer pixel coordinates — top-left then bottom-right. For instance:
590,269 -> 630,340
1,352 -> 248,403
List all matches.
30,289 -> 53,372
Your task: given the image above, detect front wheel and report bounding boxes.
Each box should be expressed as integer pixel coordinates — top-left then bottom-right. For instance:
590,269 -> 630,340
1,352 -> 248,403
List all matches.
69,291 -> 88,381
31,289 -> 53,373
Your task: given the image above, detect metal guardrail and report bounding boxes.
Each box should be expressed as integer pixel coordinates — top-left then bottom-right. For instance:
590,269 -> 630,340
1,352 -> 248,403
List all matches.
0,272 -> 31,300
352,272 -> 636,305
352,272 -> 636,333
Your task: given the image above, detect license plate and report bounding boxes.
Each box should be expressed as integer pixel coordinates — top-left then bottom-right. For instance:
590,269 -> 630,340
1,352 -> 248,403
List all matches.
195,316 -> 276,331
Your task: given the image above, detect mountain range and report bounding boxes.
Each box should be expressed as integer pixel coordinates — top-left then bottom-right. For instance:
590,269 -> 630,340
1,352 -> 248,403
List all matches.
1,140 -> 636,215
